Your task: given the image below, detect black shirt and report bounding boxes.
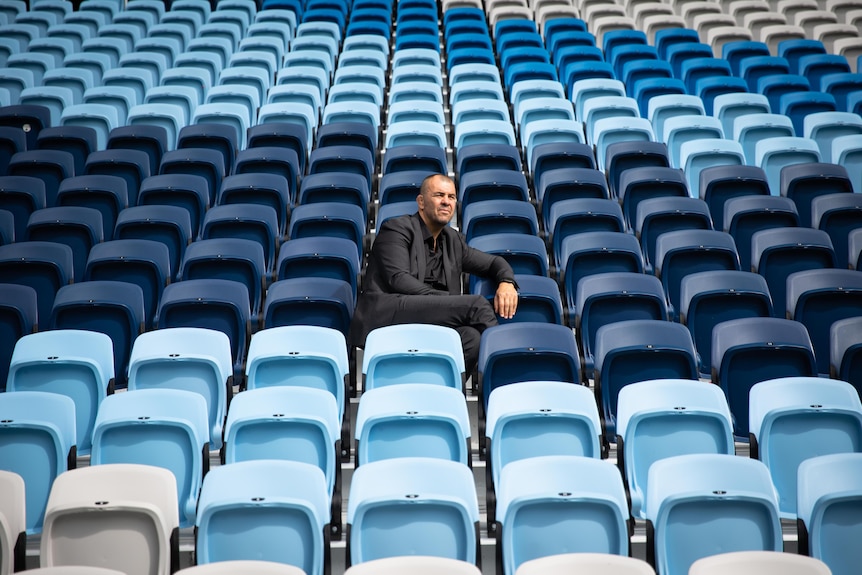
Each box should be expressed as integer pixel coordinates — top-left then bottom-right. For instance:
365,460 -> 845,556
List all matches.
420,218 -> 447,290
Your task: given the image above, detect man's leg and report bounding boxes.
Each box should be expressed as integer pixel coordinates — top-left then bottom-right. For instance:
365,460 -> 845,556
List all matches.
389,294 -> 498,375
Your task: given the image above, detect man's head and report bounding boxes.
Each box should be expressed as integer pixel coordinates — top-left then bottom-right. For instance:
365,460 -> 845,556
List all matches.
417,174 -> 457,236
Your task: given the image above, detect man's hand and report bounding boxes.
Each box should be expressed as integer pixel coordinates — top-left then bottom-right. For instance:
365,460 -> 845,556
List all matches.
494,281 -> 519,319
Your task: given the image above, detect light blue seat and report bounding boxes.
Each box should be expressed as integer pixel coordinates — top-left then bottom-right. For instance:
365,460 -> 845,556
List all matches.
102,67 -> 155,108
387,81 -> 442,105
390,100 -> 446,125
81,86 -> 138,129
484,381 -> 602,533
245,325 -> 349,456
497,455 -> 630,575
322,100 -> 380,131
161,67 -> 213,106
448,80 -> 505,106
713,92 -> 772,140
127,103 -> 186,151
391,64 -> 443,87
346,457 -> 480,567
749,376 -> 862,519
648,94 -> 706,144
257,102 -> 317,152
42,67 -> 95,105
63,52 -> 111,85
454,119 -> 515,148
386,120 -> 448,148
755,136 -> 822,195
266,84 -> 320,120
18,86 -> 74,126
174,52 -> 222,87
593,117 -> 655,171
145,86 -> 198,124
342,33 -> 389,56
680,138 -> 746,199
832,134 -> 862,193
733,113 -> 796,165
448,63 -> 500,86
0,469 -> 25,574
0,391 -> 76,534
333,65 -> 385,97
515,97 -> 575,134
193,102 -> 250,150
523,119 -> 586,167
569,78 -> 627,121
582,96 -> 640,144
355,383 -> 470,466
662,115 -> 725,169
798,452 -> 862,575
391,48 -> 440,69
451,98 -> 509,125
337,48 -> 388,71
803,111 -> 862,162
645,454 -> 782,575
127,327 -> 232,451
6,52 -> 54,85
6,329 -> 112,457
205,84 -> 260,124
362,324 -> 465,392
616,379 -> 734,519
218,66 -> 271,108
91,388 -> 209,528
195,460 -> 330,575
325,82 -> 381,107
509,80 -> 565,119
229,50 -> 278,80
60,103 -> 120,150
119,51 -> 169,85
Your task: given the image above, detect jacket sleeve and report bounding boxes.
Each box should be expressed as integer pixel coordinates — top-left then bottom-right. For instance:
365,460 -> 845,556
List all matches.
371,218 -> 448,295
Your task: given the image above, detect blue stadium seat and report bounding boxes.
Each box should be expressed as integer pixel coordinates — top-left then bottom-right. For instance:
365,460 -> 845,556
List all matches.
679,139 -> 746,199
617,379 -> 734,519
750,376 -> 862,519
497,455 -> 629,575
26,206 -> 104,284
92,388 -> 208,528
0,283 -> 37,391
594,319 -> 698,442
262,278 -> 355,342
472,274 -> 564,325
176,124 -> 238,179
7,150 -> 74,209
0,241 -> 73,323
6,329 -> 112,456
0,391 -> 76,534
781,162 -> 854,227
724,196 -> 799,273
798,452 -> 862,575
733,113 -> 795,166
645,454 -> 781,575
560,231 -> 644,308
85,149 -> 151,208
618,167 -> 689,231
461,200 -> 539,244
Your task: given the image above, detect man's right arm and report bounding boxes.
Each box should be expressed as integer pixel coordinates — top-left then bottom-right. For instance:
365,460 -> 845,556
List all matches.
372,220 -> 447,295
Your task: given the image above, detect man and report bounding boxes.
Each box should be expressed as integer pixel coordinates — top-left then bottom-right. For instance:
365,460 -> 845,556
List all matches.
349,173 -> 519,375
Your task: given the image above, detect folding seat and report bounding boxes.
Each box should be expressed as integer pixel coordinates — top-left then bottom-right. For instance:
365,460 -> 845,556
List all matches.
457,170 -> 529,212
567,78 -> 624,122
782,159 -> 855,225
0,240 -> 73,322
461,199 -> 539,244
448,80 -> 504,108
35,126 -> 97,181
733,113 -> 795,166
530,142 -> 596,186
581,96 -> 639,144
798,55 -> 852,93
381,144 -> 447,175
787,268 -> 862,376
472,274 -> 564,325
0,469 -> 25,575
0,209 -> 13,244
680,269 -> 773,377
24,206 -> 102,284
752,226 -> 835,314
723,40 -> 771,75
378,171 -> 428,207
0,282 -> 37,392
288,202 -> 366,264
201,203 -> 279,275
655,229 -> 741,321
276,231 -> 360,297
754,74 -> 808,117
385,120 -> 447,149
712,316 -> 817,440
558,227 -> 641,295
159,148 -> 226,208
155,278 -> 250,380
739,56 -> 791,93
52,176 -> 126,247
190,103 -> 249,151
691,551 -> 830,575
178,562 -> 305,575
617,166 -> 689,232
233,147 -> 300,207
749,376 -> 862,521
679,139 -> 746,200
524,120 -> 588,168
496,455 -> 629,575
518,554 -> 657,575
307,145 -> 374,190
455,144 -> 522,177
636,197 -> 713,274
617,379 -> 734,520
320,108 -> 380,149
6,150 -> 74,211
355,383 -> 470,468
91,388 -> 207,529
780,92 -> 838,139
646,95 -> 704,144
298,173 -> 370,225
811,193 -> 862,269
592,118 -> 656,174
821,73 -> 862,114
346,457 -> 479,567
803,111 -> 862,163
218,174 -> 292,235
203,85 -> 259,128
137,176 -> 208,240
646,454 -> 781,575
832,134 -> 862,194
0,126 -> 24,177
661,116 -> 724,170
160,67 -> 213,108
483,379 -> 602,530
695,76 -> 750,118
262,277 -> 355,341
40,463 -> 179,575
118,114 -> 178,174
548,196 -> 624,266
0,391 -> 76,534
467,232 -> 548,285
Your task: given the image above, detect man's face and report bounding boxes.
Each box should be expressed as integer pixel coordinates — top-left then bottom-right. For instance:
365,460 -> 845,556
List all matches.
417,177 -> 457,228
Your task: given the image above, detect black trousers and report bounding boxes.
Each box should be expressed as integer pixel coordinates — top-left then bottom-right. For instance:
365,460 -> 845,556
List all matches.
388,293 -> 499,376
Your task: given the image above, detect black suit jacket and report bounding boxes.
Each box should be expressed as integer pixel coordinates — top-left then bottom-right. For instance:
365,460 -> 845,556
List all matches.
348,212 -> 516,346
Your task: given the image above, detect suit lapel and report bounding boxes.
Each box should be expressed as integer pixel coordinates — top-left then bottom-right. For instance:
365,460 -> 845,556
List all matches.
411,214 -> 426,282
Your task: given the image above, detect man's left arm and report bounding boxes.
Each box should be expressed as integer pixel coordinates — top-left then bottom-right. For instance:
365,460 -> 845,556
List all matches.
460,239 -> 519,319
